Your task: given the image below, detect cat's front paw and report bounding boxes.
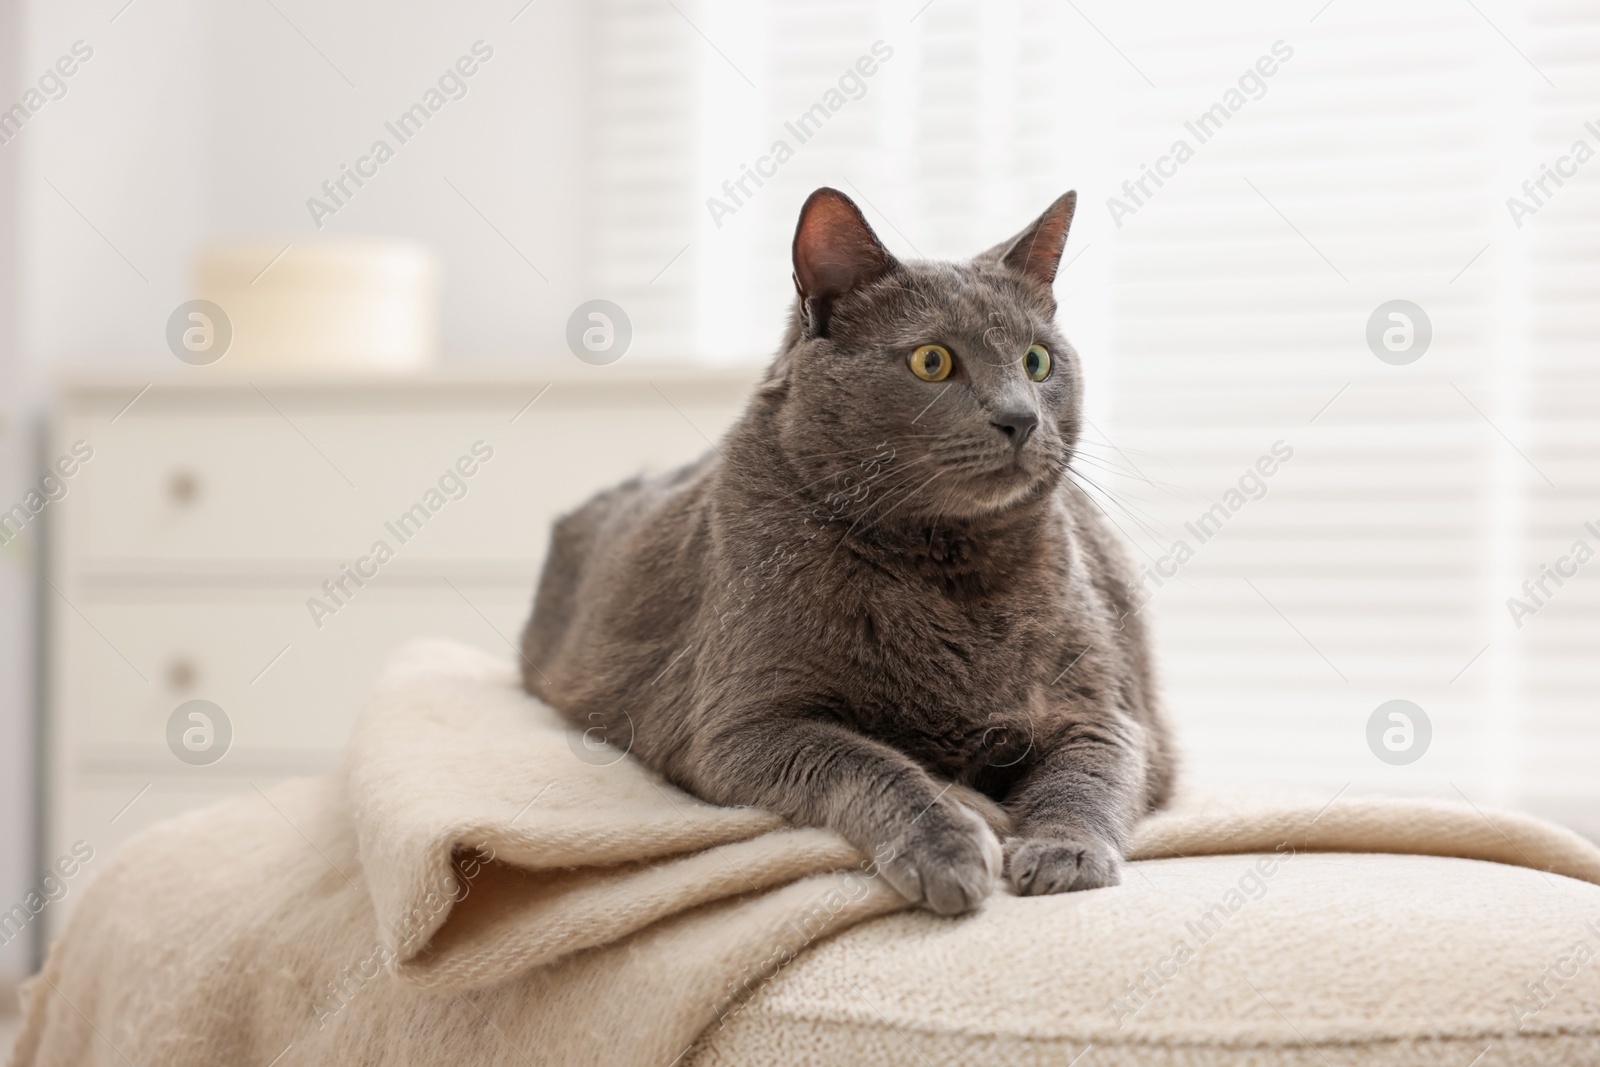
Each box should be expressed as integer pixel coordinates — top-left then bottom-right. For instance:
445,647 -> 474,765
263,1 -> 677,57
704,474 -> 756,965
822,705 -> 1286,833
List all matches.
879,801 -> 1002,916
1005,836 -> 1122,895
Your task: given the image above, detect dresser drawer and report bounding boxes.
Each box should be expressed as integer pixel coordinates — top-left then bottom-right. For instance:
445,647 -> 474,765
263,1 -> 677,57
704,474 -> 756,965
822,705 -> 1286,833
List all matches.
58,585 -> 533,764
48,582 -> 536,927
69,379 -> 748,567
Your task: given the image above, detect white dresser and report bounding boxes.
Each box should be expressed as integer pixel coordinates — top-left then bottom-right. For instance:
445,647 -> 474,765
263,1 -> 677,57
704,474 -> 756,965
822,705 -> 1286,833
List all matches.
43,368 -> 755,936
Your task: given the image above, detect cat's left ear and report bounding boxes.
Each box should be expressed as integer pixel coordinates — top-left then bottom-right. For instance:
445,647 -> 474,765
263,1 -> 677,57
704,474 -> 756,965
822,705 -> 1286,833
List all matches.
979,191 -> 1077,290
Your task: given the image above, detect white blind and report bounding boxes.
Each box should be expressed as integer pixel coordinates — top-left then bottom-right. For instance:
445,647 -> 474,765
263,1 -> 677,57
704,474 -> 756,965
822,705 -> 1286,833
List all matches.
1098,0 -> 1600,827
1515,0 -> 1600,833
591,0 -> 700,360
586,0 -> 1600,830
592,0 -> 1118,366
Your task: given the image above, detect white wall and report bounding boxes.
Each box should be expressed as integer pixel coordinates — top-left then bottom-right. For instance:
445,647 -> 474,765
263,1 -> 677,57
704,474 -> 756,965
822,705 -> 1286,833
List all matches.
0,0 -> 32,989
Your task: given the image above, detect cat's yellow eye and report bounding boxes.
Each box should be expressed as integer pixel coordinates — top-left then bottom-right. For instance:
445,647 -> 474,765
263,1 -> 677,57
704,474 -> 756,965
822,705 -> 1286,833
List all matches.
1024,344 -> 1052,382
909,344 -> 953,382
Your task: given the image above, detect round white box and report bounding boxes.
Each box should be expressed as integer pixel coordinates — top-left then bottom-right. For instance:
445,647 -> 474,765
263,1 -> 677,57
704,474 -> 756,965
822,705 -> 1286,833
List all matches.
194,240 -> 440,372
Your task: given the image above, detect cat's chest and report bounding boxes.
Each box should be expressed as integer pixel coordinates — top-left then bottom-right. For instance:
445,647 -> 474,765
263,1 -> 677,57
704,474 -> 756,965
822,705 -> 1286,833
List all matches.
831,562 -> 1075,705
859,589 -> 1035,663
722,531 -> 1099,782
831,587 -> 1066,780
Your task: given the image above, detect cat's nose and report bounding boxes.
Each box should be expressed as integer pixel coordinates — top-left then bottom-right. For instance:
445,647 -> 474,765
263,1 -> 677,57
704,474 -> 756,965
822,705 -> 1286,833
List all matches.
990,411 -> 1039,449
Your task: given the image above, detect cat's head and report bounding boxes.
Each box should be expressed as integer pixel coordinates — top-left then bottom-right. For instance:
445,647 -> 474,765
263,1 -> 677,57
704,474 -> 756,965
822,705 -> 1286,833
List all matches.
768,187 -> 1082,526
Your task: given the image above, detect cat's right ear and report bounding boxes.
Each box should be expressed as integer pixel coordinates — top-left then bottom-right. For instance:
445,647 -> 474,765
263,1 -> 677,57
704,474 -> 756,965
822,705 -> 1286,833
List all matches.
792,188 -> 896,336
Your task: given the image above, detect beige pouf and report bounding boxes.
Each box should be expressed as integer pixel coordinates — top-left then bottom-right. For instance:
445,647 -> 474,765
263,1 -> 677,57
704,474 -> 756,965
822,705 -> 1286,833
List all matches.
693,850 -> 1600,1066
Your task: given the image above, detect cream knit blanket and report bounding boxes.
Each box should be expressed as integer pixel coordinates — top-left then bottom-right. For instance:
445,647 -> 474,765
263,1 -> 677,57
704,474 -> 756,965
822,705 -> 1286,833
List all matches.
12,640 -> 1600,1066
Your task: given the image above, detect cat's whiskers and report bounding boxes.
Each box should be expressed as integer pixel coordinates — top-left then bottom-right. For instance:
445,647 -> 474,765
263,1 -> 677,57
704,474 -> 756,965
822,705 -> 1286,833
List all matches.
785,431 -> 958,469
777,457 -> 893,505
780,421 -> 977,507
794,436 -> 954,468
1066,471 -> 1174,562
840,454 -> 943,518
810,452 -> 943,526
1066,448 -> 1145,479
1072,439 -> 1176,473
821,457 -> 947,557
1067,463 -> 1174,533
875,469 -> 958,533
775,439 -> 942,507
1073,437 -> 1163,462
923,441 -> 1033,480
1070,454 -> 1188,497
849,466 -> 950,541
1067,477 -> 1160,560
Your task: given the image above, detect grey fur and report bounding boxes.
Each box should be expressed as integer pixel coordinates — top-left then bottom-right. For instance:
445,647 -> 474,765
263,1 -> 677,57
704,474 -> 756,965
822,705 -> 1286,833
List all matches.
522,187 -> 1176,914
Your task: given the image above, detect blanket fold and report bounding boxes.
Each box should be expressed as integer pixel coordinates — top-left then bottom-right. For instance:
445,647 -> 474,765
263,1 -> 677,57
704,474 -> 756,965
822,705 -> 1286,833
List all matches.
343,641 -> 875,990
1133,790 -> 1600,882
13,639 -> 1600,1067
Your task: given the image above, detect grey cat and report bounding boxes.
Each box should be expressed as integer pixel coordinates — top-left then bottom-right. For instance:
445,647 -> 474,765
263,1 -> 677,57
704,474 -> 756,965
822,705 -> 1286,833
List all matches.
522,187 -> 1175,914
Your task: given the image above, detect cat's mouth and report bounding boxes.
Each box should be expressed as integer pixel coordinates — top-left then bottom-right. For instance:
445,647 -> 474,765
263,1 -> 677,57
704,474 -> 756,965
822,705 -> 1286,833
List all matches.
938,454 -> 1059,517
986,440 -> 1059,481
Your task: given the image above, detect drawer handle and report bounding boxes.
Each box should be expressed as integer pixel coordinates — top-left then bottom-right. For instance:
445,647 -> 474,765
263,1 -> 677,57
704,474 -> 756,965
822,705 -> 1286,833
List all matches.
167,658 -> 198,692
168,470 -> 201,505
